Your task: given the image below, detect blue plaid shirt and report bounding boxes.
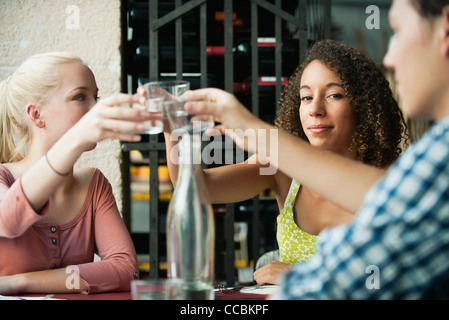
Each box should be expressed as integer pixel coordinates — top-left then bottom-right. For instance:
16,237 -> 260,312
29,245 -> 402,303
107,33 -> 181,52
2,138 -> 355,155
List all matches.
277,115 -> 449,299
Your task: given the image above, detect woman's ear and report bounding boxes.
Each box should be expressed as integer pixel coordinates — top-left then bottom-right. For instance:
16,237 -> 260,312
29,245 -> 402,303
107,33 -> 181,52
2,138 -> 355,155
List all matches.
442,6 -> 449,57
26,103 -> 45,128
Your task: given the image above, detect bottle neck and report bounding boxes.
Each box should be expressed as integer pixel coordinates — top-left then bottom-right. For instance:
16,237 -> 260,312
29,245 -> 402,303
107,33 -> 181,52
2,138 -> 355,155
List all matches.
177,131 -> 202,173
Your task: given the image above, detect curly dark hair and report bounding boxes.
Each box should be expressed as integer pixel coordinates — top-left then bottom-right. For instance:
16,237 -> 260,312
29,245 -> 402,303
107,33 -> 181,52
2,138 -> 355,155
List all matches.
275,39 -> 407,168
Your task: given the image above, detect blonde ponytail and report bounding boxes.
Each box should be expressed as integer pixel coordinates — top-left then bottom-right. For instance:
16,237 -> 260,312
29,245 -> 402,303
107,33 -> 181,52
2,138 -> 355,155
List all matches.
0,52 -> 84,163
0,78 -> 18,163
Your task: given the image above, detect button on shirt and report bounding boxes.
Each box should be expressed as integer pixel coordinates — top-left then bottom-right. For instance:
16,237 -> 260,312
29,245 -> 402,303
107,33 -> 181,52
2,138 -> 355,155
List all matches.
277,115 -> 449,299
49,226 -> 60,267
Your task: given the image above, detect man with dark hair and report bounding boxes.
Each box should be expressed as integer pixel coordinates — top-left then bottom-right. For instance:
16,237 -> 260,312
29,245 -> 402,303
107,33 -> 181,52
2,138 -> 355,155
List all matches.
273,0 -> 449,299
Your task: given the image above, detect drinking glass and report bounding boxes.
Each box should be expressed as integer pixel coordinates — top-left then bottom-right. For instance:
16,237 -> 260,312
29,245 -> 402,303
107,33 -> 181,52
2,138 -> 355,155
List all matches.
145,80 -> 190,100
131,279 -> 185,300
130,80 -> 190,135
163,99 -> 215,133
144,96 -> 164,134
128,92 -> 164,135
141,80 -> 191,134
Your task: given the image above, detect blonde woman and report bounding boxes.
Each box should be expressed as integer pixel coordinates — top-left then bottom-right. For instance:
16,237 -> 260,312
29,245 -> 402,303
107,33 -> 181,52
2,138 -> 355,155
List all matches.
0,52 -> 149,294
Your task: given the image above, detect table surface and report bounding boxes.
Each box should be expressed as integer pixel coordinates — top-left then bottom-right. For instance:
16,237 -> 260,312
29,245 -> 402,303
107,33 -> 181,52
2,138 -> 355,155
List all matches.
10,290 -> 269,300
7,285 -> 275,300
12,291 -> 132,300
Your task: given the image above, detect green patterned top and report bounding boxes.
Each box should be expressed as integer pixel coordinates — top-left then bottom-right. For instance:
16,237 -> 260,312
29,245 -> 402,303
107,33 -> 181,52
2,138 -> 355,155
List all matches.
276,179 -> 318,264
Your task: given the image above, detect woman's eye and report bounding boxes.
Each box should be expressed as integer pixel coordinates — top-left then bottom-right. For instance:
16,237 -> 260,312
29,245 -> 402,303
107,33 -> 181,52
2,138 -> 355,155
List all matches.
301,96 -> 312,102
329,93 -> 343,99
73,94 -> 86,101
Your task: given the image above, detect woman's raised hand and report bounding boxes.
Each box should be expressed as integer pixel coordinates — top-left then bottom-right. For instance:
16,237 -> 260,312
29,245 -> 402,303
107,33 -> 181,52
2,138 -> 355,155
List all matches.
184,88 -> 273,155
70,93 -> 149,149
185,88 -> 254,132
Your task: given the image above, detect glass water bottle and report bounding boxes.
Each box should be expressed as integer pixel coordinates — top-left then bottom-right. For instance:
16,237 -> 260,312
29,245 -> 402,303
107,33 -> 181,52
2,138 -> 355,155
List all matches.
166,130 -> 215,300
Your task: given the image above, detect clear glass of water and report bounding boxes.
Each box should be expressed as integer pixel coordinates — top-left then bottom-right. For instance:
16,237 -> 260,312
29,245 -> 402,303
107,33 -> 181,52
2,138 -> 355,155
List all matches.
128,90 -> 164,135
142,96 -> 164,134
141,80 -> 191,134
164,99 -> 215,133
134,80 -> 190,135
145,80 -> 190,100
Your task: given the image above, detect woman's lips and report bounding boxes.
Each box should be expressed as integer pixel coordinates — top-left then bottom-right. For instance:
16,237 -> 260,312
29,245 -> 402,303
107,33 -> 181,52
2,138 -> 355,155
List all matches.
309,125 -> 333,134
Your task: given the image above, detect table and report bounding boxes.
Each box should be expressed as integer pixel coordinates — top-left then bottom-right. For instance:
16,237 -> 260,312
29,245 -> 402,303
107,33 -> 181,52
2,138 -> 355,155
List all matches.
215,292 -> 268,300
10,287 -> 272,300
10,291 -> 132,300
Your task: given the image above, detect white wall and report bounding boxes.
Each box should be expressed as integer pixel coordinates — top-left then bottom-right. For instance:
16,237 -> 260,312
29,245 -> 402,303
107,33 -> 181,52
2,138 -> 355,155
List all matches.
0,0 -> 125,213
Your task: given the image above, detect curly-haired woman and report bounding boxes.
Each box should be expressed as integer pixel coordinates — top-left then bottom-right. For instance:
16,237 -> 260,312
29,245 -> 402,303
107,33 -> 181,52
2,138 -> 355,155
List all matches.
166,40 -> 407,285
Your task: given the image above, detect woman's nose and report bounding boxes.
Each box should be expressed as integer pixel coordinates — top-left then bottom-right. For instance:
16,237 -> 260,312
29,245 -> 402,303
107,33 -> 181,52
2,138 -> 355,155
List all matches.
383,36 -> 395,71
309,98 -> 326,117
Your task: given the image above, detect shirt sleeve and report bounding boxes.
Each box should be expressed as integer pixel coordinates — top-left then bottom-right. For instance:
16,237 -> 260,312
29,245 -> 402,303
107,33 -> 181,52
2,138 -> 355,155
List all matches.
0,174 -> 49,239
276,119 -> 449,299
75,171 -> 139,293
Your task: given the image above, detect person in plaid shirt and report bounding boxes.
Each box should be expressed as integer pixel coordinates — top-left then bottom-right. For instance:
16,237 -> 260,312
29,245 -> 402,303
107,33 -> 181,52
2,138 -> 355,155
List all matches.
274,0 -> 449,299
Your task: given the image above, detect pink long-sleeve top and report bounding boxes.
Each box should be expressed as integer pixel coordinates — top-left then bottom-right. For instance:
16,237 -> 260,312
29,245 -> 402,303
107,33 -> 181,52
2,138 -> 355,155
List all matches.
0,164 -> 139,293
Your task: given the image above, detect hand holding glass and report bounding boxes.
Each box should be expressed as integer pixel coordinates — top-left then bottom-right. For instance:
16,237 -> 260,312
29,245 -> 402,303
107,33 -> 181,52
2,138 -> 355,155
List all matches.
128,92 -> 164,135
145,80 -> 214,133
164,100 -> 215,133
136,80 -> 191,134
